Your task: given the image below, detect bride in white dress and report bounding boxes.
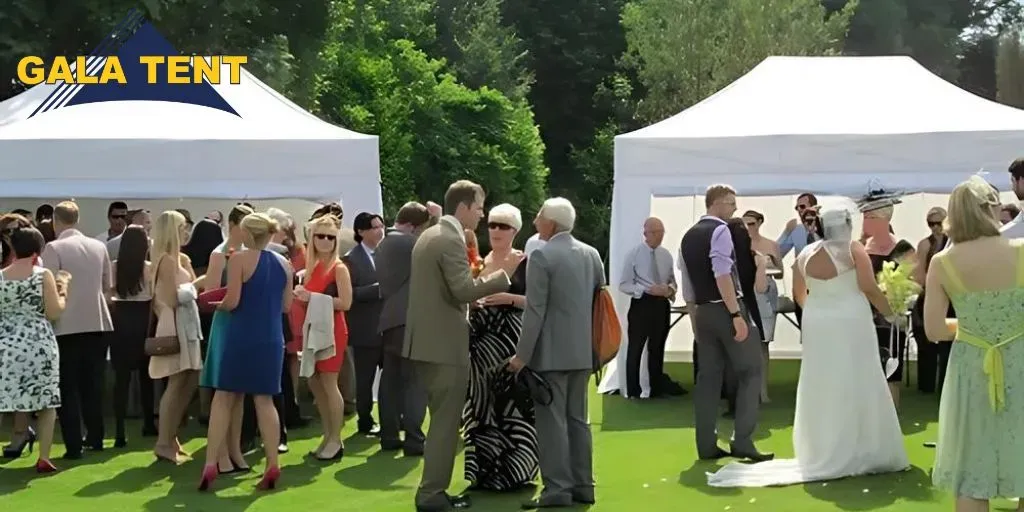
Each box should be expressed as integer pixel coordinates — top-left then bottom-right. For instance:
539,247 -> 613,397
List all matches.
707,200 -> 909,487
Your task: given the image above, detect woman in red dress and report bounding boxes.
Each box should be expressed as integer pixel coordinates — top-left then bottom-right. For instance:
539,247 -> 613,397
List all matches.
291,214 -> 352,460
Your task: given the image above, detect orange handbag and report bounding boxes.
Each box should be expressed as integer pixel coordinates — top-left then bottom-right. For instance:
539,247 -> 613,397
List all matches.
591,287 -> 622,376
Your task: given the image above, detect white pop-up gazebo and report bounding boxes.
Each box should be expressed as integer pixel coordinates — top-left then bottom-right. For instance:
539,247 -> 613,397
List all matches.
600,55 -> 1024,397
0,63 -> 381,224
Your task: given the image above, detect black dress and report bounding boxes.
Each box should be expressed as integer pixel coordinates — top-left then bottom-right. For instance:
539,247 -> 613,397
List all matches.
463,259 -> 539,491
869,240 -> 915,383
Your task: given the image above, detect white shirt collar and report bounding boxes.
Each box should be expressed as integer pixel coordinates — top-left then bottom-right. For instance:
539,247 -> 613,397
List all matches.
441,216 -> 466,242
360,241 -> 375,255
551,231 -> 571,242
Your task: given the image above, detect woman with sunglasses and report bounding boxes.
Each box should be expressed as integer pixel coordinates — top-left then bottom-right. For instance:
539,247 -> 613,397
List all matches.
462,203 -> 538,492
912,207 -> 953,396
292,214 -> 352,461
742,210 -> 781,403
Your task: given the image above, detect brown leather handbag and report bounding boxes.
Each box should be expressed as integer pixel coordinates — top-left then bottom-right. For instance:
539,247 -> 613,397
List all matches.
144,255 -> 180,356
591,286 -> 622,376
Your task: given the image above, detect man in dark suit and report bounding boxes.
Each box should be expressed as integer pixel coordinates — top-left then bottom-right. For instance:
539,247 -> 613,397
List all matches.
376,202 -> 436,455
344,211 -> 387,434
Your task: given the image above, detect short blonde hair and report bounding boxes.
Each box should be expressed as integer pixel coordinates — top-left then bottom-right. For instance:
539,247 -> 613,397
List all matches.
240,213 -> 278,247
926,206 -> 948,221
305,214 -> 341,272
947,176 -> 1001,244
488,203 -> 523,231
151,210 -> 186,264
704,185 -> 736,208
53,201 -> 80,226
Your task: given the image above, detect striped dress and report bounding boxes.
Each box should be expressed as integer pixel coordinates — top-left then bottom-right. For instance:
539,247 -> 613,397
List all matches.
462,259 -> 538,490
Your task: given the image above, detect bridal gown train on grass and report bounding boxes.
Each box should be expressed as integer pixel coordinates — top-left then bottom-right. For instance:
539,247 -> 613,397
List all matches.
707,241 -> 909,487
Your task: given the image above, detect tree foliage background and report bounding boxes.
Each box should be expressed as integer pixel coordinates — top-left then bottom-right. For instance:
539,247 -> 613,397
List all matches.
1,0 -> 1022,257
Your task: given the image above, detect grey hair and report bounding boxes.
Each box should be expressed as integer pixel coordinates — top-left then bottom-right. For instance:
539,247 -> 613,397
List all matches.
265,207 -> 293,230
539,197 -> 576,232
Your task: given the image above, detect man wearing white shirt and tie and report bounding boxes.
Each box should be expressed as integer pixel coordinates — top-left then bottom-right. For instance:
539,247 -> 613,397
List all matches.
344,212 -> 386,434
618,217 -> 677,399
1002,158 -> 1024,239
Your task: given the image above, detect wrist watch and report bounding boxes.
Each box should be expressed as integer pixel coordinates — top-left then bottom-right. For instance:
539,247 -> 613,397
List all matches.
729,310 -> 741,318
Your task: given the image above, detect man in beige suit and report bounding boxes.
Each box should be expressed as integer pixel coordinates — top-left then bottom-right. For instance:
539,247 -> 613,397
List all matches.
42,201 -> 114,459
404,181 -> 511,511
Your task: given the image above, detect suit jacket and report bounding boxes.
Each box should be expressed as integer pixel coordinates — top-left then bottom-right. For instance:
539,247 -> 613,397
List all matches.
343,243 -> 382,347
375,230 -> 416,344
516,232 -> 605,372
42,228 -> 114,336
403,216 -> 510,366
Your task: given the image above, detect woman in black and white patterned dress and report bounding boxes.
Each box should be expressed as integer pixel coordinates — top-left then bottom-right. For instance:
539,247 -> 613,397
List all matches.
0,226 -> 66,473
462,204 -> 539,491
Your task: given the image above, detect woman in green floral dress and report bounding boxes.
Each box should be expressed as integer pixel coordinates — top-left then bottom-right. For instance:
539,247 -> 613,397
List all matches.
924,176 -> 1024,512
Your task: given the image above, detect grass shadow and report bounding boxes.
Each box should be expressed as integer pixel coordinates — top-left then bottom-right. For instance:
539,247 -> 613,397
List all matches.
334,450 -> 418,490
677,459 -> 742,498
802,465 -> 936,510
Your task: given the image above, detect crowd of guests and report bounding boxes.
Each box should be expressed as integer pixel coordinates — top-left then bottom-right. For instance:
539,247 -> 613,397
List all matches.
0,180 -> 604,510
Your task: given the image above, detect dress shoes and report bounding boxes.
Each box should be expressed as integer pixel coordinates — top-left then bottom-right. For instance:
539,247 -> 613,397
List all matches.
698,446 -> 731,460
416,493 -> 471,511
729,445 -> 775,462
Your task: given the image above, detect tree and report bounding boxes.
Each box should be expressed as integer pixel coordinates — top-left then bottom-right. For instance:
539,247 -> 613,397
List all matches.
502,0 -> 629,193
622,0 -> 855,124
996,29 -> 1024,108
432,0 -> 533,102
314,3 -> 548,224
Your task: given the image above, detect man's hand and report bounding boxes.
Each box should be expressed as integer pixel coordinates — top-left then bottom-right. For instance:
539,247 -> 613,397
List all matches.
648,284 -> 668,297
506,356 -> 526,373
426,201 -> 442,218
732,316 -> 749,342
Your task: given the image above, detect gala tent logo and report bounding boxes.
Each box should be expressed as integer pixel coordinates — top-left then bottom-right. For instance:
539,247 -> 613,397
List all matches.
15,8 -> 247,118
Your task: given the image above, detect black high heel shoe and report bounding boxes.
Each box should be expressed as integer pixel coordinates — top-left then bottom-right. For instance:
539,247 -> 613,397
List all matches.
3,428 -> 37,459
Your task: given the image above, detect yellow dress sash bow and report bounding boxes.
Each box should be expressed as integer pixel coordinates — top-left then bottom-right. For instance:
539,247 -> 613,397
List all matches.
955,327 -> 1024,412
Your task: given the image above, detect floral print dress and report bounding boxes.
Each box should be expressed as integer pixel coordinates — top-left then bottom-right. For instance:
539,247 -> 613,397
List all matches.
0,267 -> 61,411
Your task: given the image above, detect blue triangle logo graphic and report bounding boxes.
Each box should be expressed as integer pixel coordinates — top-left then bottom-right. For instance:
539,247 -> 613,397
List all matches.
30,11 -> 239,118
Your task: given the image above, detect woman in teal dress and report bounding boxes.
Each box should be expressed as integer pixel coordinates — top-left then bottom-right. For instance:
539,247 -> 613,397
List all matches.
198,203 -> 252,473
924,176 -> 1024,512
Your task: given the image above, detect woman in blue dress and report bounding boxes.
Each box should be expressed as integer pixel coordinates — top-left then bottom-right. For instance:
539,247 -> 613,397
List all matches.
199,212 -> 292,492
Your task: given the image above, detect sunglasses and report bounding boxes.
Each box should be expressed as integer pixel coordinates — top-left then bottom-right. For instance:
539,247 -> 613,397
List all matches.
745,221 -> 757,227
796,204 -> 809,211
314,234 -> 337,241
110,214 -> 127,219
488,222 -> 513,231
927,221 -> 942,227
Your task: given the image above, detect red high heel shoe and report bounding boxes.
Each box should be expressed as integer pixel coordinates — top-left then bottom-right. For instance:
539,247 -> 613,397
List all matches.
197,464 -> 218,491
35,459 -> 58,474
256,466 -> 280,490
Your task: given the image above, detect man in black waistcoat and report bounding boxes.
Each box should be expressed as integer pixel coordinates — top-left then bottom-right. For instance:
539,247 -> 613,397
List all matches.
678,184 -> 772,462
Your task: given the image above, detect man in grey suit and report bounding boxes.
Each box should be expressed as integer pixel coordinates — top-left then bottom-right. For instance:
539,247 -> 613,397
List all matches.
508,197 -> 604,509
405,181 -> 511,512
344,211 -> 386,434
376,202 -> 435,455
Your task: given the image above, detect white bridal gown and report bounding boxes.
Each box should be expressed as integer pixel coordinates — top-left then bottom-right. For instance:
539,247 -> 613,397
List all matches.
707,240 -> 909,488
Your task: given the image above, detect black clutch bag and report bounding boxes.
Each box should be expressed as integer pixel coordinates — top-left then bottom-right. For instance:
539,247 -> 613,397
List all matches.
515,367 -> 553,406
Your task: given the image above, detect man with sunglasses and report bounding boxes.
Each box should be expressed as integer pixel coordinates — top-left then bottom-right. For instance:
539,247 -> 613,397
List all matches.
95,201 -> 129,242
776,193 -> 819,324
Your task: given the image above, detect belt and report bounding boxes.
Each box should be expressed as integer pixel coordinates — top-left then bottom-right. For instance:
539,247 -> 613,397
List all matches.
957,326 -> 1024,412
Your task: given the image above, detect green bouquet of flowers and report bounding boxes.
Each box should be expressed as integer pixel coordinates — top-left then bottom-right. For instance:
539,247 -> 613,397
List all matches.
877,260 -> 921,319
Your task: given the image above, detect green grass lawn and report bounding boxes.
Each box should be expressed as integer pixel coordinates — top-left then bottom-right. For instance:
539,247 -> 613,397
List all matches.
0,361 -> 1017,511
